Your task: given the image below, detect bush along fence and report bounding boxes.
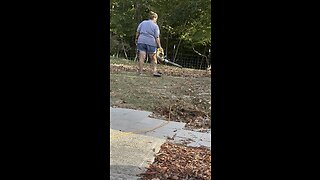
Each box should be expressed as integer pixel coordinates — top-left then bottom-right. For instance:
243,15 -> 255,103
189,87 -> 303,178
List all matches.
110,37 -> 211,70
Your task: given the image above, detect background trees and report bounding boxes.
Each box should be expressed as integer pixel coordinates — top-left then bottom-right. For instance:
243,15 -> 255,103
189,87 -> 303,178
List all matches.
110,0 -> 211,69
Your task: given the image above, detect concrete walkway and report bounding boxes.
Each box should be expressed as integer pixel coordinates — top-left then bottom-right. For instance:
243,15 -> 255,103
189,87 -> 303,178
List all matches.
110,107 -> 211,179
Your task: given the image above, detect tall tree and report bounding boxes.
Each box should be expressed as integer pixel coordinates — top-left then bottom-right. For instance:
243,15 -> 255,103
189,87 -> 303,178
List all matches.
110,0 -> 212,64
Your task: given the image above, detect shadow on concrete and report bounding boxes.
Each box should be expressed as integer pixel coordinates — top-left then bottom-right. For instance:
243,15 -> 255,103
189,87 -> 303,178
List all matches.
110,164 -> 145,180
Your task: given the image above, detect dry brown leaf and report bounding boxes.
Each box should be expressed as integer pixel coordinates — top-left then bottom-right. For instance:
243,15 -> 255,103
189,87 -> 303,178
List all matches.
140,142 -> 211,180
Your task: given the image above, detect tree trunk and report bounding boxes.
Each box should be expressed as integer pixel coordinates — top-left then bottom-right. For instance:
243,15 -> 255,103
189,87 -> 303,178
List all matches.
199,46 -> 207,69
207,48 -> 211,71
173,21 -> 188,62
192,45 -> 208,69
135,0 -> 141,27
173,38 -> 182,62
165,33 -> 169,57
122,41 -> 128,59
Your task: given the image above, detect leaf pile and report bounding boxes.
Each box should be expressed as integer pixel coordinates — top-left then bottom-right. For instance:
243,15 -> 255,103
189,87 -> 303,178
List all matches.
140,142 -> 211,180
110,63 -> 211,78
110,64 -> 137,73
151,99 -> 211,129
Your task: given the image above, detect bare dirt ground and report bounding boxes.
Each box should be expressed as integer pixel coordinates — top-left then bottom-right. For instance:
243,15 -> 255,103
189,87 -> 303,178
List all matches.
110,57 -> 212,131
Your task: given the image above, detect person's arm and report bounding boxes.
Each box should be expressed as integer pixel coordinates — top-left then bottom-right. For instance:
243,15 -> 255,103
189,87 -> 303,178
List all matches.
156,37 -> 162,49
155,26 -> 162,48
136,23 -> 142,44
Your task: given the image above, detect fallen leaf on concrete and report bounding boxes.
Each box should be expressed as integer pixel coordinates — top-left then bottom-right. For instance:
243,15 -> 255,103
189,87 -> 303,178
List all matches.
139,142 -> 211,180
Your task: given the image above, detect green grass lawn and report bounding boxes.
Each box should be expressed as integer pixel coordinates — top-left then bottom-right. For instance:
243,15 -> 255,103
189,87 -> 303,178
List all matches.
110,57 -> 211,130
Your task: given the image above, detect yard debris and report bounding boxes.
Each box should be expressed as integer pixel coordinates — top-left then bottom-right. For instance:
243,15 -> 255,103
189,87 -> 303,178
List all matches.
139,142 -> 211,180
110,58 -> 211,130
178,138 -> 195,145
151,99 -> 211,129
110,63 -> 211,78
111,58 -> 212,179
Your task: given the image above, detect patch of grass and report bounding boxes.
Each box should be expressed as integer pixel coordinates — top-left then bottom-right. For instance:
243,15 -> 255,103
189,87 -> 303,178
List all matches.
110,57 -> 211,129
110,56 -> 136,65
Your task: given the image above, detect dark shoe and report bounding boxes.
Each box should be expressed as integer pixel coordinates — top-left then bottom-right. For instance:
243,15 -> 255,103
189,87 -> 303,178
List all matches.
153,72 -> 161,77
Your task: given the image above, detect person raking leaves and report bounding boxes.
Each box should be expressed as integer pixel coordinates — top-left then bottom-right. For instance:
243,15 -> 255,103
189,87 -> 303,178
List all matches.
135,11 -> 163,77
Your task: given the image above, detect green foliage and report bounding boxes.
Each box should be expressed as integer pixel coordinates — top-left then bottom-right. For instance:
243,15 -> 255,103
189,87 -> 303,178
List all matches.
110,0 -> 211,57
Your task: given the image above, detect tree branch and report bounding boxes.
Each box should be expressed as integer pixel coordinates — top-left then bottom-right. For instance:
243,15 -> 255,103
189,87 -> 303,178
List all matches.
192,45 -> 207,58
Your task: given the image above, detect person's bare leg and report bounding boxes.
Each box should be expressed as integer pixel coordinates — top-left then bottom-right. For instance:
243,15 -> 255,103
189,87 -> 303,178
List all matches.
149,53 -> 157,74
138,51 -> 146,74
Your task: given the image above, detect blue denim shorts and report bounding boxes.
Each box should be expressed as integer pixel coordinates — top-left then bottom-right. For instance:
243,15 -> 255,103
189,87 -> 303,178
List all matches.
137,43 -> 157,54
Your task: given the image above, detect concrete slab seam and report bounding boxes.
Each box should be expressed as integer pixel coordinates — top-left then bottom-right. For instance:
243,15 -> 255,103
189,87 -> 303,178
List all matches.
110,120 -> 170,140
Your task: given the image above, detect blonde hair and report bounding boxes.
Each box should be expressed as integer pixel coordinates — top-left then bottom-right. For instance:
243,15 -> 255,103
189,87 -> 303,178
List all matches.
150,11 -> 158,19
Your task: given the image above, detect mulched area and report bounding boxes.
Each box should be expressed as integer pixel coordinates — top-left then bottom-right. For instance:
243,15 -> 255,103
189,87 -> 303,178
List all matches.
139,142 -> 211,180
